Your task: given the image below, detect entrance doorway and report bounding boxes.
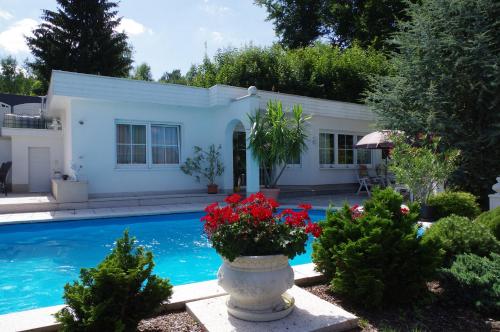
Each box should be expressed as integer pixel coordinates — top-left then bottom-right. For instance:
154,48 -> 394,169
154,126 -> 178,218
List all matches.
28,147 -> 51,192
232,130 -> 246,190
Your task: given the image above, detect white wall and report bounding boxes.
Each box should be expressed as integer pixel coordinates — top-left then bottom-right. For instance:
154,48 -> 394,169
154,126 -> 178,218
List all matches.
69,99 -> 246,195
6,129 -> 63,192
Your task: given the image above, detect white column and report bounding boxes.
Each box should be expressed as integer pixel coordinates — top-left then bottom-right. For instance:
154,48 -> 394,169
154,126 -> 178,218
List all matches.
245,144 -> 260,194
489,176 -> 500,210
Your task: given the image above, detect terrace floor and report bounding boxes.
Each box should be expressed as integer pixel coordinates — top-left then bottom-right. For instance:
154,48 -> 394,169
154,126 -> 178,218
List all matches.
0,192 -> 368,226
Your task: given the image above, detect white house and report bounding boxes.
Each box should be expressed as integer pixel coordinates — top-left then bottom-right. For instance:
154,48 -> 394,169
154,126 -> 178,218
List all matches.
0,70 -> 380,198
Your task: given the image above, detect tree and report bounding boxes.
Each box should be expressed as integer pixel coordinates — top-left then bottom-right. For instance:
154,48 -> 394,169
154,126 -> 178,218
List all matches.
0,56 -> 41,95
159,69 -> 187,85
367,0 -> 500,207
184,43 -> 389,103
255,0 -> 325,48
27,0 -> 133,92
55,230 -> 172,331
256,0 -> 413,50
131,62 -> 153,81
248,100 -> 310,188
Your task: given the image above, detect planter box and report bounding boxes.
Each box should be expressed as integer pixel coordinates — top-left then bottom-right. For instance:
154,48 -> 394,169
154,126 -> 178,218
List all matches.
52,179 -> 88,203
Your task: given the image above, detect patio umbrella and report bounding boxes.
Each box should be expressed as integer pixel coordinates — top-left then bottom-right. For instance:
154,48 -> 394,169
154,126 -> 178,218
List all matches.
355,130 -> 398,185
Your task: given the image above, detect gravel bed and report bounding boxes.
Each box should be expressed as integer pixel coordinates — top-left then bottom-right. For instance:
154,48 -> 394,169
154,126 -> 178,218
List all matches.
138,310 -> 202,332
138,283 -> 497,332
304,284 -> 496,332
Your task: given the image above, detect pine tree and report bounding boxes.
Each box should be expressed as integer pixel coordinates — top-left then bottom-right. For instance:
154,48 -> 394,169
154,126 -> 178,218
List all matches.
26,0 -> 133,92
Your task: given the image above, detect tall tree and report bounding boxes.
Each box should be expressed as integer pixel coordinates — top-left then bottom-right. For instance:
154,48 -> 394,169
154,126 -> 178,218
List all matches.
131,62 -> 153,81
26,0 -> 133,92
184,43 -> 389,103
367,0 -> 500,207
255,0 -> 325,48
159,69 -> 187,85
256,0 -> 413,50
0,56 -> 41,95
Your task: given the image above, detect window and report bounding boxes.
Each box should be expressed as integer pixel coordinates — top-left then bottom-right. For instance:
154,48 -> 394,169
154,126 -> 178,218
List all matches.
287,153 -> 301,165
151,125 -> 180,165
116,124 -> 146,164
338,134 -> 354,164
356,135 -> 372,165
319,133 -> 335,164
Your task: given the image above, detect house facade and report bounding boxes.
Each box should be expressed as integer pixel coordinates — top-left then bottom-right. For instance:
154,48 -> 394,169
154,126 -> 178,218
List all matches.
0,70 -> 380,197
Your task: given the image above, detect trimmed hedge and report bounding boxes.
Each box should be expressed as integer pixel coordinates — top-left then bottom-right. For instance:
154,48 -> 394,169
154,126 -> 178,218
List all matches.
475,207 -> 500,241
422,215 -> 500,267
427,191 -> 481,220
312,188 -> 442,308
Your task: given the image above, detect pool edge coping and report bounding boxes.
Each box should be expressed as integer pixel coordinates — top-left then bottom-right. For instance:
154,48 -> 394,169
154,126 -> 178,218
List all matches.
0,263 -> 325,332
0,204 -> 336,227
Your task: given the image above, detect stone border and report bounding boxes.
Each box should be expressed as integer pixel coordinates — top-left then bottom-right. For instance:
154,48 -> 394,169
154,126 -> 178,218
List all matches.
0,263 -> 324,332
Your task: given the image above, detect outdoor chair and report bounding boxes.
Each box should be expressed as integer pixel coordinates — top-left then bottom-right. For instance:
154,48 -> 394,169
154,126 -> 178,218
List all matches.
0,161 -> 12,196
356,165 -> 374,196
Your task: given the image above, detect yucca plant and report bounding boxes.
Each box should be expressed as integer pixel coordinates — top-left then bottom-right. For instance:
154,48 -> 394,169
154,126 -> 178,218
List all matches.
248,100 -> 310,188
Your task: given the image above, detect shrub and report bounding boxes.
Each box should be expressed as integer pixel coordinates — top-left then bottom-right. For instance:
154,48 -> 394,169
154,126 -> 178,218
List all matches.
475,207 -> 500,241
422,215 -> 500,267
440,253 -> 500,314
55,230 -> 173,332
312,188 -> 442,308
427,191 -> 481,220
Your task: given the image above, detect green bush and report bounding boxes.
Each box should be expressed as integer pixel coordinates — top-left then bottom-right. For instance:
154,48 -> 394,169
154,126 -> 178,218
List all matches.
427,191 -> 481,220
55,230 -> 173,331
422,215 -> 500,267
475,207 -> 500,241
312,188 -> 443,308
440,253 -> 500,314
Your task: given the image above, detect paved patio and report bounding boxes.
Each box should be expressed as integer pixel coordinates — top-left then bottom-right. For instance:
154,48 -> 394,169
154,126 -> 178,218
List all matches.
0,193 -> 367,225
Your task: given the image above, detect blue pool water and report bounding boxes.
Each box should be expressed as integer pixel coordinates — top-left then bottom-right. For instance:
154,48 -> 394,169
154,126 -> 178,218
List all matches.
0,210 -> 325,314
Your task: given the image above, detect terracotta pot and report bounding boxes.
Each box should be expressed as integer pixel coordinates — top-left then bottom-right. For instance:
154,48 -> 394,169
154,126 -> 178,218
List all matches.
207,184 -> 218,194
260,188 -> 280,200
217,255 -> 295,322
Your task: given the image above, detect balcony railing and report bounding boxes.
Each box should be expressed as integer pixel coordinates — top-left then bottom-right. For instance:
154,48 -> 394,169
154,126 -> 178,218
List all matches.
2,113 -> 60,130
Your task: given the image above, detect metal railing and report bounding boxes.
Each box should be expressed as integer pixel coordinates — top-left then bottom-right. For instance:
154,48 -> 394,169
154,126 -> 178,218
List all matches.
2,113 -> 56,130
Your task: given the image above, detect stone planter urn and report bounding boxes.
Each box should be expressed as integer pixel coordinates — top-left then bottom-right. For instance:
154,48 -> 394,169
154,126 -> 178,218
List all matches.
217,255 -> 295,322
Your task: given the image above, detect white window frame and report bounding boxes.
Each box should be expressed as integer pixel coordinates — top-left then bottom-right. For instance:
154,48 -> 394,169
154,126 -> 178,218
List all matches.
114,120 -> 182,169
319,132 -> 336,167
286,153 -> 302,168
150,124 -> 181,168
115,121 -> 149,168
319,131 -> 373,169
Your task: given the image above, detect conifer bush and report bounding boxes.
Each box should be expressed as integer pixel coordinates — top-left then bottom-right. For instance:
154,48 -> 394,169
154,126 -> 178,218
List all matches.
422,215 -> 500,267
427,191 -> 481,220
475,207 -> 500,241
312,188 -> 442,308
440,253 -> 500,314
55,230 -> 173,332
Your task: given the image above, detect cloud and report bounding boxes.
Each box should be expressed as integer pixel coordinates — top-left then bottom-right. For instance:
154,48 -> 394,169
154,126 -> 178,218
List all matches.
0,18 -> 37,54
0,9 -> 13,20
201,3 -> 231,16
211,31 -> 223,43
117,18 -> 152,36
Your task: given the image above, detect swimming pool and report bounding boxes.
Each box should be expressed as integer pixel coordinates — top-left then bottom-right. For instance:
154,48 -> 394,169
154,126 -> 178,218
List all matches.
0,210 -> 325,315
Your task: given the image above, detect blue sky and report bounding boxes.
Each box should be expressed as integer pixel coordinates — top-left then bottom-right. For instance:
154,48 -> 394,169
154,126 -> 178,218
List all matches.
0,0 -> 277,79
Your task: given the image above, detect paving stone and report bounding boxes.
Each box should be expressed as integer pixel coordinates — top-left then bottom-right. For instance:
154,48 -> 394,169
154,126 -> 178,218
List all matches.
187,285 -> 358,332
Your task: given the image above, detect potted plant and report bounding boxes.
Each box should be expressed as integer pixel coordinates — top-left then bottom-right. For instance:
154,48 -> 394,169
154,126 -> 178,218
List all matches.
248,100 -> 310,199
389,134 -> 460,221
181,144 -> 224,194
202,193 -> 321,321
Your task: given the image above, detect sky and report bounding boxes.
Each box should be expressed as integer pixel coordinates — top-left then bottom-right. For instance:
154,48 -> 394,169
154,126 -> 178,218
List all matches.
0,0 -> 278,79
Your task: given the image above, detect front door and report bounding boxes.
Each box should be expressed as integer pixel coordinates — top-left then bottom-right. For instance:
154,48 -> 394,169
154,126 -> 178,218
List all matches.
233,131 -> 246,188
28,147 -> 51,192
